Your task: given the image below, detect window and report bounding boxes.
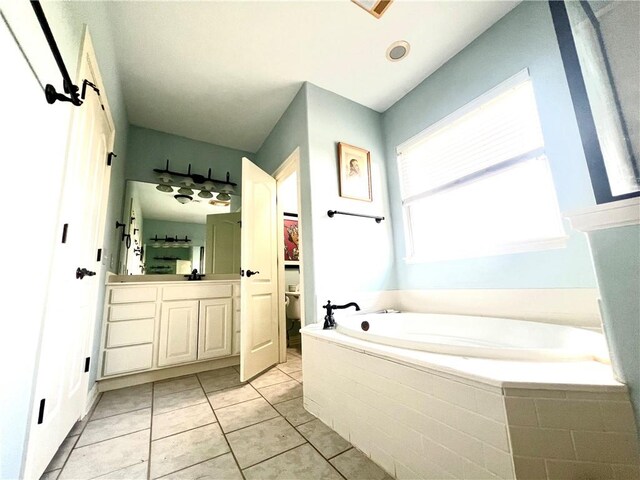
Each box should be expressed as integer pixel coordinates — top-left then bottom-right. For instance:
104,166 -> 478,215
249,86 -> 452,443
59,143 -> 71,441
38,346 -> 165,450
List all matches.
397,71 -> 566,262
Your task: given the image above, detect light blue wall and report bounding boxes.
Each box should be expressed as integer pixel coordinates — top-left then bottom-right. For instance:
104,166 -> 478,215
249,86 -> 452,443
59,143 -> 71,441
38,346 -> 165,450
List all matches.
126,125 -> 252,187
382,1 -> 598,290
588,225 -> 640,436
255,84 -> 316,323
305,84 -> 394,305
0,2 -> 129,477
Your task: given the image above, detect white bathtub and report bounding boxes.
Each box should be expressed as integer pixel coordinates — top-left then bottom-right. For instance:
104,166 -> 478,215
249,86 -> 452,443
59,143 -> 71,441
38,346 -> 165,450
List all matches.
335,312 -> 609,362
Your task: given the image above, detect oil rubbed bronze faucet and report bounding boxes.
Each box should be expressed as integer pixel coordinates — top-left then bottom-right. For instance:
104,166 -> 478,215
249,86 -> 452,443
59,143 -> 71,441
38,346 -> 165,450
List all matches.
185,269 -> 204,281
322,300 -> 360,329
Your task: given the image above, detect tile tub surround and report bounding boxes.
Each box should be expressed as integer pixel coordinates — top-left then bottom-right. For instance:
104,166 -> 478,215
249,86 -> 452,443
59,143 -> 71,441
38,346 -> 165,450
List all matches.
41,346 -> 390,480
302,329 -> 640,480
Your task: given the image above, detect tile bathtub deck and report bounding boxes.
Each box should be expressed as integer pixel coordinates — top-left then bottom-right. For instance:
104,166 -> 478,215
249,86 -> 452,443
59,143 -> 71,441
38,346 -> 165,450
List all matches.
42,348 -> 392,480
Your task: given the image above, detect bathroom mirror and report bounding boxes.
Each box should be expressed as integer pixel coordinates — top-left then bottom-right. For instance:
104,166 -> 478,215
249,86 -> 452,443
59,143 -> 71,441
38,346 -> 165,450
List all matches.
118,180 -> 241,275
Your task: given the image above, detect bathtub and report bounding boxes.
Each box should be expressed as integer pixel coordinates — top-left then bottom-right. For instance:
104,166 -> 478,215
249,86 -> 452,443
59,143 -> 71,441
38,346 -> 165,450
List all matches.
335,312 -> 609,362
301,313 -> 639,479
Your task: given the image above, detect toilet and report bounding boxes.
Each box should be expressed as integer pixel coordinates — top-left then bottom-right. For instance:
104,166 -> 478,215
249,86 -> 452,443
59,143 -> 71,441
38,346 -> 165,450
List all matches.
285,287 -> 301,347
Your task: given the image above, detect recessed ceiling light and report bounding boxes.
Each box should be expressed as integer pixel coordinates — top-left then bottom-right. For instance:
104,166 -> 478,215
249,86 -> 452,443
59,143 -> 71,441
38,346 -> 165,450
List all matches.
386,40 -> 410,62
351,0 -> 393,19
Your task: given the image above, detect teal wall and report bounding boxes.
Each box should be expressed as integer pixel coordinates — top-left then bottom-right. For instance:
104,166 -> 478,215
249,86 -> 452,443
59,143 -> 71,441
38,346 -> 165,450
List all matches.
588,225 -> 640,436
255,84 -> 316,323
305,84 -> 394,304
382,1 -> 598,290
126,125 -> 252,188
0,1 -> 129,477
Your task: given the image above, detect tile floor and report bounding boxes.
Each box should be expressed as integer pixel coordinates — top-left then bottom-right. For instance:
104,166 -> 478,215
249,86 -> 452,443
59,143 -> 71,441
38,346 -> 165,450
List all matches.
41,348 -> 392,480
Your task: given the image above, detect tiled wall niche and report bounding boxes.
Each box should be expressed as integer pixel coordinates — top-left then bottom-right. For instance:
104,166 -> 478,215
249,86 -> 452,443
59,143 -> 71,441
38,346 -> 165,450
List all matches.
302,335 -> 640,480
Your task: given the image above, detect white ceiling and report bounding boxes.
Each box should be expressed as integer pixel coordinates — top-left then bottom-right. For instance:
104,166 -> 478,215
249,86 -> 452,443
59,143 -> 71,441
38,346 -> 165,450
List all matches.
104,1 -> 519,153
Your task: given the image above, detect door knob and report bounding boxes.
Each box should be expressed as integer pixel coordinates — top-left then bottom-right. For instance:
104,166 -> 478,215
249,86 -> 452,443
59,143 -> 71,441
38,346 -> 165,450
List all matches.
76,267 -> 96,280
246,270 -> 260,278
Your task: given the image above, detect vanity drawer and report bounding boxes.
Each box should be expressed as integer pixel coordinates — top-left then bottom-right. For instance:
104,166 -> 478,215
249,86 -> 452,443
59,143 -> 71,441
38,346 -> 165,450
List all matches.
162,284 -> 232,301
106,319 -> 154,347
103,344 -> 153,376
109,303 -> 156,322
110,286 -> 157,304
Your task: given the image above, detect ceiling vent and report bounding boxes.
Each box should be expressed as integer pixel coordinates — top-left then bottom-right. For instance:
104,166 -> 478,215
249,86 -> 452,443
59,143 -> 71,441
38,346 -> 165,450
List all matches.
351,0 -> 394,19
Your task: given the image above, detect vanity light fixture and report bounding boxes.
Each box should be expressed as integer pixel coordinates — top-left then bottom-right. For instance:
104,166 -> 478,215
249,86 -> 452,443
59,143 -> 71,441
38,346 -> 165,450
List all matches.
153,160 -> 237,200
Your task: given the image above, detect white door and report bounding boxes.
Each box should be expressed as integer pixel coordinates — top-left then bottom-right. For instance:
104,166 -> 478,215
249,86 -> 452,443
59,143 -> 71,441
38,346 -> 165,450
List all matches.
240,158 -> 279,381
23,33 -> 115,479
198,298 -> 233,359
205,212 -> 241,274
158,300 -> 199,366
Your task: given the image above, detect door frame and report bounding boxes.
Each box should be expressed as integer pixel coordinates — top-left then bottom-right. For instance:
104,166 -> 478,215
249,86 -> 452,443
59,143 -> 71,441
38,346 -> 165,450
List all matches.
273,148 -> 304,363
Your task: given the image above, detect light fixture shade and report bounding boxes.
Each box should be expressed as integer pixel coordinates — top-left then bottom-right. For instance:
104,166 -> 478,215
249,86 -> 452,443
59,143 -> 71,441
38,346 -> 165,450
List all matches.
174,194 -> 192,204
198,190 -> 213,199
181,176 -> 195,188
178,186 -> 194,195
220,184 -> 235,194
216,192 -> 231,201
157,172 -> 173,183
156,184 -> 173,193
203,180 -> 216,191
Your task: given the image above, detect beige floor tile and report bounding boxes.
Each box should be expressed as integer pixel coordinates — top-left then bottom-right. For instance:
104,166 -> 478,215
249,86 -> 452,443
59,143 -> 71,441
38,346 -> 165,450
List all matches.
258,380 -> 303,405
154,375 -> 200,398
250,369 -> 292,389
276,358 -> 302,374
208,384 -> 261,409
287,348 -> 302,358
215,397 -> 279,433
92,461 -> 148,479
330,448 -> 393,480
150,423 -> 229,479
59,430 -> 149,480
197,367 -> 238,381
77,408 -> 150,447
153,402 -> 216,440
244,444 -> 342,480
274,397 -> 315,426
199,373 -> 243,393
297,419 -> 351,459
160,453 -> 242,480
226,417 -> 306,468
153,387 -> 207,415
44,435 -> 78,472
92,384 -> 152,420
288,370 -> 303,383
40,469 -> 61,480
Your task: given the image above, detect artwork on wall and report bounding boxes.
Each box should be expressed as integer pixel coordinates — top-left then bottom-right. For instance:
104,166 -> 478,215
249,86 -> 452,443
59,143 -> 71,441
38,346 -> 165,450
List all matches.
338,142 -> 372,202
284,213 -> 299,265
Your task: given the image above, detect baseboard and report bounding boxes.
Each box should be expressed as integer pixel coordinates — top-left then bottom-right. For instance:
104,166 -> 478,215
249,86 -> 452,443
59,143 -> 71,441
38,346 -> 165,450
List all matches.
84,383 -> 100,416
97,356 -> 240,392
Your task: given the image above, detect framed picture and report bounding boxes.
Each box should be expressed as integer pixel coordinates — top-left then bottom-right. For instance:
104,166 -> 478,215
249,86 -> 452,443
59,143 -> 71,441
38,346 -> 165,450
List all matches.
338,142 -> 372,202
283,213 -> 299,264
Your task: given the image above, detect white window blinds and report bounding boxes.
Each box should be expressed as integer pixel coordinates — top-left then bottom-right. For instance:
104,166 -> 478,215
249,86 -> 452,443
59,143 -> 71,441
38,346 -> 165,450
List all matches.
397,71 -> 545,203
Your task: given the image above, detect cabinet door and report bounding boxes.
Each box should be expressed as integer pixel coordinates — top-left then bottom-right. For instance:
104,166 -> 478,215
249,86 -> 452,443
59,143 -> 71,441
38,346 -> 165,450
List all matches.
158,300 -> 199,366
198,298 -> 233,360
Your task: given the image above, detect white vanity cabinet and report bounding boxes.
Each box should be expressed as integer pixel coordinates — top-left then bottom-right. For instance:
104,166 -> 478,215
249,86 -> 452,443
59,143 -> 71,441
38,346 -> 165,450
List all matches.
99,280 -> 239,379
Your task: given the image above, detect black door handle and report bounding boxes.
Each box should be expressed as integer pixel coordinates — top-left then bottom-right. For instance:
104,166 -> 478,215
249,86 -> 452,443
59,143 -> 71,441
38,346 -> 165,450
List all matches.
246,270 -> 260,278
76,267 -> 96,280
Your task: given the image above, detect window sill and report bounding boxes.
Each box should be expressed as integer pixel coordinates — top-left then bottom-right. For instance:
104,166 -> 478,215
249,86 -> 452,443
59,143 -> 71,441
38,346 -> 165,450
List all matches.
404,236 -> 569,264
565,198 -> 640,233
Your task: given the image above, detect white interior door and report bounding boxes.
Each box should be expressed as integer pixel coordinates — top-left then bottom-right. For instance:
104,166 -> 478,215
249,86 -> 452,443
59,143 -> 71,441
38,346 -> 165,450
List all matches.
24,32 -> 114,479
240,157 -> 279,381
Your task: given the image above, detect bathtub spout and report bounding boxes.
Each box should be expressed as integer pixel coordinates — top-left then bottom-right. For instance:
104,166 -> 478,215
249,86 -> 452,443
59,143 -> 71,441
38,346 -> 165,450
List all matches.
322,301 -> 361,330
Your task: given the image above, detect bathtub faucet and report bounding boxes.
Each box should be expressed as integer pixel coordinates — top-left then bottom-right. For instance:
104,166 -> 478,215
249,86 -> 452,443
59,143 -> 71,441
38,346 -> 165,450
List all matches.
322,300 -> 360,330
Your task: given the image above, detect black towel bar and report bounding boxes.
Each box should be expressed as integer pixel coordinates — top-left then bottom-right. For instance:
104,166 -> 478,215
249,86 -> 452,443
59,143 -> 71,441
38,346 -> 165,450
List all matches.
327,210 -> 384,223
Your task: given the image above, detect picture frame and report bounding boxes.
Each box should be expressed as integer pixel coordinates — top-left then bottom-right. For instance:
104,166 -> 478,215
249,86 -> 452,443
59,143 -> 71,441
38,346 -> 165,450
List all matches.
283,213 -> 300,265
338,142 -> 372,202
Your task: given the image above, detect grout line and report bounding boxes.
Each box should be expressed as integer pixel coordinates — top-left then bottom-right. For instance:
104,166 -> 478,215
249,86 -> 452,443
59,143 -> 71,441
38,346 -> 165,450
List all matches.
72,427 -> 151,450
220,414 -> 282,435
149,421 -> 218,442
240,442 -> 310,471
153,451 -> 233,480
147,383 -> 155,480
153,398 -> 208,417
89,405 -> 152,423
197,372 -> 247,480
326,446 -> 353,461
51,434 -> 81,476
